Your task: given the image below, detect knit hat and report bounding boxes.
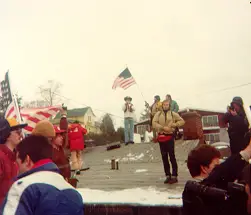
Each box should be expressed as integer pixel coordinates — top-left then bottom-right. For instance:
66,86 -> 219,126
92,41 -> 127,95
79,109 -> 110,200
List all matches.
124,96 -> 132,101
32,120 -> 56,138
154,95 -> 160,101
231,96 -> 243,107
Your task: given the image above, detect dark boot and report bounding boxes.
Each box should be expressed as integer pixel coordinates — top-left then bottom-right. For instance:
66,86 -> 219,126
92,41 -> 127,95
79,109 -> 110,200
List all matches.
168,176 -> 178,184
164,176 -> 171,184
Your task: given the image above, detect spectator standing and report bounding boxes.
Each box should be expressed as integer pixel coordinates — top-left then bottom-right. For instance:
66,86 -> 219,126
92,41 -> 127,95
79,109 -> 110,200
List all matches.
153,100 -> 185,184
223,96 -> 249,155
32,120 -> 71,181
0,118 -> 27,205
147,95 -> 162,142
68,122 -> 87,175
0,135 -> 83,215
166,94 -> 179,113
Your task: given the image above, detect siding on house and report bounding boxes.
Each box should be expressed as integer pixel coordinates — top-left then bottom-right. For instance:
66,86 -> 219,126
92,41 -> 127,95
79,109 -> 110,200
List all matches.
51,107 -> 102,134
134,107 -> 229,144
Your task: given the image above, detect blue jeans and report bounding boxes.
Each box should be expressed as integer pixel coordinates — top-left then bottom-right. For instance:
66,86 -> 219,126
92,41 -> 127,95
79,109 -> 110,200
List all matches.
124,117 -> 134,143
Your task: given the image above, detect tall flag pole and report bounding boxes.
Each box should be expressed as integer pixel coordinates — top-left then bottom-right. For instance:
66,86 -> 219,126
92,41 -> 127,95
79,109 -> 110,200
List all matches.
0,71 -> 12,112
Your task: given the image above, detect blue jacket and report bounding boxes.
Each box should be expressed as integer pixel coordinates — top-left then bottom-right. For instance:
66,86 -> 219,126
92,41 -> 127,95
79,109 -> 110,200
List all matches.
0,162 -> 84,215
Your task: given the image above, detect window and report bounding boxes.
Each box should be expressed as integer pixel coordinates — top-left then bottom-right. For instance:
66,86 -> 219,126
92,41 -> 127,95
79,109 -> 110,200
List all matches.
88,116 -> 91,122
204,133 -> 220,144
202,115 -> 219,127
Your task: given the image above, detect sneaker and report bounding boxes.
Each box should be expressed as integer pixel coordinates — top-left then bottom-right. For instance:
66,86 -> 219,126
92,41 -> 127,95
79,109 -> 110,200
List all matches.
168,176 -> 178,184
76,170 -> 81,175
130,141 -> 134,144
164,176 -> 171,184
125,142 -> 129,146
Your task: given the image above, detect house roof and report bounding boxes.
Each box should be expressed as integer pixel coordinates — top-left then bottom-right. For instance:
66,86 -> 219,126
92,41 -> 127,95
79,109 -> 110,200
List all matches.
178,107 -> 225,114
134,119 -> 150,126
54,107 -> 95,119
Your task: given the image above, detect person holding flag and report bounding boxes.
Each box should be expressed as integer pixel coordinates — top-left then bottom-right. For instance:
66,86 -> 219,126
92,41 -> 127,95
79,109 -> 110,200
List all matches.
145,95 -> 162,142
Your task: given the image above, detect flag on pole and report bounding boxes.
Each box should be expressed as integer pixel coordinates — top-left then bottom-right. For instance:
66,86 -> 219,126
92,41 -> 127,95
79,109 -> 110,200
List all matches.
0,71 -> 12,112
112,68 -> 136,90
5,102 -> 61,134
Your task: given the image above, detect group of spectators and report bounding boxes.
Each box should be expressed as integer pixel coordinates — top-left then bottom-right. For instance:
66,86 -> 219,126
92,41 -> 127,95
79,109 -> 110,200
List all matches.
183,96 -> 251,214
0,118 -> 84,215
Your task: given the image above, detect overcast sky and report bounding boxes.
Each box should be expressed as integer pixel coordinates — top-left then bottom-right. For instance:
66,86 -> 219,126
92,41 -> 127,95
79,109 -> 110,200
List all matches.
0,0 -> 250,127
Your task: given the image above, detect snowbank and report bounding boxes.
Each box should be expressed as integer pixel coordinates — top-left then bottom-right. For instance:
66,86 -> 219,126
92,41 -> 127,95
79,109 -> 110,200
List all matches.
77,187 -> 182,206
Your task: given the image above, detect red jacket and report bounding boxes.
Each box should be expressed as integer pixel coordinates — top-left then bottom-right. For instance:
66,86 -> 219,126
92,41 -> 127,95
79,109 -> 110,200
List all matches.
0,145 -> 18,205
52,146 -> 71,179
68,124 -> 87,151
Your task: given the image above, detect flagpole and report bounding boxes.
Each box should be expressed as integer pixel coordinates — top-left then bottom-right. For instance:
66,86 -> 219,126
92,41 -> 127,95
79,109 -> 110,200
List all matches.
126,66 -> 146,102
7,71 -> 22,123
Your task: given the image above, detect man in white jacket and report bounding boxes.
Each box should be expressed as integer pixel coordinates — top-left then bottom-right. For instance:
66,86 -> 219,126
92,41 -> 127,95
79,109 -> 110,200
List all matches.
122,96 -> 135,145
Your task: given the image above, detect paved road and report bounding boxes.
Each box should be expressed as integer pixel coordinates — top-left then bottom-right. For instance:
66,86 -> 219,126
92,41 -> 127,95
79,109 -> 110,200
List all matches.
77,140 -> 199,192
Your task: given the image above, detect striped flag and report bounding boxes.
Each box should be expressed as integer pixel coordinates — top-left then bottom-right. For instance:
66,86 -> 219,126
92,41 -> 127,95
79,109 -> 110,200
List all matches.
112,68 -> 136,90
5,102 -> 61,134
0,71 -> 12,112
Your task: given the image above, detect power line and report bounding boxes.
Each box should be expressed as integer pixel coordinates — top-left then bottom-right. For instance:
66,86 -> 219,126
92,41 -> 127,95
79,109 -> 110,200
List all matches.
52,92 -> 124,120
197,82 -> 251,97
37,86 -> 124,119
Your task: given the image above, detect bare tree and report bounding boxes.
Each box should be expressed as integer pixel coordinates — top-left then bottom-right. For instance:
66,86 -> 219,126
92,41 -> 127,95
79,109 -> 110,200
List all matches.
23,100 -> 49,108
39,80 -> 62,106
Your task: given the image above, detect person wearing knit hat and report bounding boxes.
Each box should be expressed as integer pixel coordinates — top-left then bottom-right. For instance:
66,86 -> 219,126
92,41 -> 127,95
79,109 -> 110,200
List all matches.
32,121 -> 71,181
0,118 -> 27,205
32,120 -> 56,139
223,96 -> 249,155
149,95 -> 162,142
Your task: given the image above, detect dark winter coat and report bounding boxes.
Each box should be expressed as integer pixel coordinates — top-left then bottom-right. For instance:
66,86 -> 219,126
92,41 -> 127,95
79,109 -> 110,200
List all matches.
223,109 -> 249,154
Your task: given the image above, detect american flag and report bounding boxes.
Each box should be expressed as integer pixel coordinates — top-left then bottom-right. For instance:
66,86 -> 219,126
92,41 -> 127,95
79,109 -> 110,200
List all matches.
112,68 -> 136,90
0,71 -> 12,112
5,102 -> 61,134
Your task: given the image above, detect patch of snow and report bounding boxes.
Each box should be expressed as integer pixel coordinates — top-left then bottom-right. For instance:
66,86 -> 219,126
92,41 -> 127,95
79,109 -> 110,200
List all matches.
77,187 -> 182,206
104,153 -> 145,163
120,153 -> 144,162
135,169 -> 148,173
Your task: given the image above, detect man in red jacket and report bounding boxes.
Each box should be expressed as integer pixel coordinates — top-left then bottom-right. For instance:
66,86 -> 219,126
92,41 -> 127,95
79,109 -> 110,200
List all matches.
68,122 -> 87,175
0,118 -> 27,205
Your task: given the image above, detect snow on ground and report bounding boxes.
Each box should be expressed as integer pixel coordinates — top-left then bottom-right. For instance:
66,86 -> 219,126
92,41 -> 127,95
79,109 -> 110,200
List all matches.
77,187 -> 182,206
104,153 -> 145,163
135,169 -> 148,173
